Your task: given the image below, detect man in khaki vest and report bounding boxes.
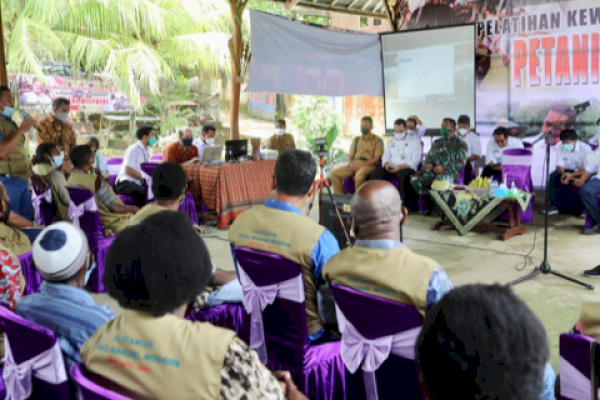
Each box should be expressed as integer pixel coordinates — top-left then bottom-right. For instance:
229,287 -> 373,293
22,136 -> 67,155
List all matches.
330,116 -> 384,194
266,119 -> 296,156
323,180 -> 453,316
0,85 -> 39,220
229,149 -> 341,343
67,145 -> 138,236
0,181 -> 43,256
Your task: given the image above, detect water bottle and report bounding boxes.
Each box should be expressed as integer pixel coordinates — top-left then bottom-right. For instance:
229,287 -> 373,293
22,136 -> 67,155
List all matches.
490,180 -> 499,196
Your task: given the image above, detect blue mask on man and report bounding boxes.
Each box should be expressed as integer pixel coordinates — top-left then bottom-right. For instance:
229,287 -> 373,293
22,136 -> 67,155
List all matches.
2,107 -> 14,119
562,144 -> 575,153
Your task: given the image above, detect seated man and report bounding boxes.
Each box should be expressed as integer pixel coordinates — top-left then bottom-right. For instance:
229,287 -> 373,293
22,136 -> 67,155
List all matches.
266,119 -> 295,156
323,180 -> 452,316
130,162 -> 242,307
16,222 -> 114,368
193,124 -> 216,161
573,147 -> 600,237
411,118 -> 467,196
163,127 -> 199,164
229,150 -> 340,343
0,181 -> 43,256
32,142 -> 70,222
68,145 -> 138,236
482,127 -> 524,180
369,118 -> 420,207
417,284 -> 556,400
543,129 -> 592,215
82,211 -> 298,400
330,116 -> 384,194
407,115 -> 426,139
115,125 -> 155,208
456,115 -> 481,185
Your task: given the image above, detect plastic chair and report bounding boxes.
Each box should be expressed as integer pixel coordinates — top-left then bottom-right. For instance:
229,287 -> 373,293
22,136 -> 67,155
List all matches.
70,364 -> 133,400
559,333 -> 600,400
18,252 -> 43,295
31,184 -> 54,226
0,306 -> 71,400
186,304 -> 250,344
106,158 -> 123,188
332,284 -> 423,400
235,246 -> 345,400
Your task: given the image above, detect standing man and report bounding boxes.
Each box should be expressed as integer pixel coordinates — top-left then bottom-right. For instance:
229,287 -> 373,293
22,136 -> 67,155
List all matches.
0,86 -> 39,220
266,119 -> 295,156
456,115 -> 481,185
193,124 -> 216,161
369,118 -> 420,206
37,97 -> 75,174
163,128 -> 199,164
330,116 -> 384,194
115,125 -> 155,208
411,118 -> 467,195
482,127 -> 524,181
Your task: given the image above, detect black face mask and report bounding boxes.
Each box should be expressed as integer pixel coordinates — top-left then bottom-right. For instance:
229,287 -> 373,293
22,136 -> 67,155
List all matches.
0,201 -> 11,223
182,138 -> 193,146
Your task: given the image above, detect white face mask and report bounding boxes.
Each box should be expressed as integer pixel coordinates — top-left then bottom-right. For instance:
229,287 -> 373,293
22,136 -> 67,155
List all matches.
276,128 -> 285,136
206,138 -> 215,146
394,131 -> 406,139
596,126 -> 600,136
458,128 -> 469,136
56,112 -> 69,122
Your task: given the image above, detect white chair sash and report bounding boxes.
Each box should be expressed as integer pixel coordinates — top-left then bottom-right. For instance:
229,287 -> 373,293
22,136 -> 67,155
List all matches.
238,266 -> 305,364
31,189 -> 52,226
502,154 -> 533,166
142,173 -> 154,202
107,164 -> 121,177
3,336 -> 67,400
336,305 -> 421,400
68,197 -> 98,228
560,356 -> 600,400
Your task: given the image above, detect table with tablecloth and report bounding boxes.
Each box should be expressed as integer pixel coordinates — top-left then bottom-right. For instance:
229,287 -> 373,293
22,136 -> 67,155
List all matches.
429,189 -> 532,240
182,160 -> 276,229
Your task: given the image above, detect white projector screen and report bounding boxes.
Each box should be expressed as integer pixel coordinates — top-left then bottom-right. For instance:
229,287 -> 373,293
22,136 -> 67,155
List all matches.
381,25 -> 476,133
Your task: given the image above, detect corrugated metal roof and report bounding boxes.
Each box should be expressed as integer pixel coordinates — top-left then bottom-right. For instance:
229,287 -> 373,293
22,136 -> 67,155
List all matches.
266,0 -> 389,18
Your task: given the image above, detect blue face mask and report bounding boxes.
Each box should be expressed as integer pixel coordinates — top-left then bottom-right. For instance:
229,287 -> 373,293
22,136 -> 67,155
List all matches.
52,155 -> 64,168
85,261 -> 96,286
596,126 -> 600,136
562,143 -> 575,153
148,136 -> 157,147
2,106 -> 14,118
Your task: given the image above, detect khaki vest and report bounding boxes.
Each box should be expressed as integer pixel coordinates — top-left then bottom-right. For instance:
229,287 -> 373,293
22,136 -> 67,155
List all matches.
580,302 -> 600,340
81,310 -> 234,400
32,164 -> 70,222
267,134 -> 295,156
67,171 -> 132,236
0,119 -> 30,181
323,246 -> 438,316
229,205 -> 325,335
0,223 -> 31,256
129,203 -> 168,226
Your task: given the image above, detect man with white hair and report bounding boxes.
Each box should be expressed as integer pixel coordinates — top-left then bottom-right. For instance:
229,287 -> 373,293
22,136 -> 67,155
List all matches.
16,222 -> 114,367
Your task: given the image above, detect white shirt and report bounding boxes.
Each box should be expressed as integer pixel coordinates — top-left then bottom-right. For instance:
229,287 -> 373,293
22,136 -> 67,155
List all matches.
193,138 -> 209,160
117,141 -> 150,185
486,136 -> 524,165
555,141 -> 592,171
409,124 -> 426,139
382,133 -> 421,170
585,149 -> 600,180
459,130 -> 482,159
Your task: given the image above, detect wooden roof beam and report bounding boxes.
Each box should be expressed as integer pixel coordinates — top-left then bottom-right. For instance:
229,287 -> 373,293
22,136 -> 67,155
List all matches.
285,0 -> 303,11
328,0 -> 341,7
360,0 -> 377,12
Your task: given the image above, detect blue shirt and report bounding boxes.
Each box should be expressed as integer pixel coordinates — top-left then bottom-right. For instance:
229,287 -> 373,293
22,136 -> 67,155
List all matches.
16,282 -> 114,368
231,199 -> 340,342
354,239 -> 453,309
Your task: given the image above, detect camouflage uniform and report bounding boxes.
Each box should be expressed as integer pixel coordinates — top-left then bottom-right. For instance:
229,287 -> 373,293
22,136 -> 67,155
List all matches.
411,137 -> 467,194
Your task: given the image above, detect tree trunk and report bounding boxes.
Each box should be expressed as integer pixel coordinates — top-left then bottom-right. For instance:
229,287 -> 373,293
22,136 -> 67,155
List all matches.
229,0 -> 246,140
0,2 -> 8,86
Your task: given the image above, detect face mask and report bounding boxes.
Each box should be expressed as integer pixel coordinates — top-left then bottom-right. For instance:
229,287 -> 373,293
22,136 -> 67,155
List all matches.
85,261 -> 96,286
394,131 -> 406,139
596,126 -> 600,136
51,155 -> 64,168
56,112 -> 69,122
2,106 -> 14,119
148,136 -> 157,146
361,128 -> 370,135
276,128 -> 285,136
441,127 -> 450,137
458,128 -> 469,136
206,138 -> 215,146
182,138 -> 193,146
562,143 -> 575,153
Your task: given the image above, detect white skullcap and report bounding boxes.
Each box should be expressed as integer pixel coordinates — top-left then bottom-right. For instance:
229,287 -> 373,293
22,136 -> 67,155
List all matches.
32,222 -> 89,282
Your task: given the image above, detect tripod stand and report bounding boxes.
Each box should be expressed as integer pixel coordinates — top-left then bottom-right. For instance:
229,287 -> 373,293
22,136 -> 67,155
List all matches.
508,105 -> 594,290
306,156 -> 352,248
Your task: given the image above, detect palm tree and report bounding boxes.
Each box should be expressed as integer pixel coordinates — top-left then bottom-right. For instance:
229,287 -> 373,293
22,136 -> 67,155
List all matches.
1,0 -> 231,109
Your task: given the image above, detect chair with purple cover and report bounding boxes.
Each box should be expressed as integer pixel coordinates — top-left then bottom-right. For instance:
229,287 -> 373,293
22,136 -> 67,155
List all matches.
31,185 -> 54,227
500,149 -> 534,223
332,284 -> 423,400
343,177 -> 356,195
70,364 -> 132,400
186,304 -> 250,344
150,154 -> 163,162
67,188 -> 115,293
235,246 -> 345,400
106,158 -> 123,188
0,306 -> 71,400
559,333 -> 600,400
18,252 -> 43,295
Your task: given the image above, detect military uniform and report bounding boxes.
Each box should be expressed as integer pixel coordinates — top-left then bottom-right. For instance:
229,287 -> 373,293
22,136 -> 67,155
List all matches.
266,133 -> 295,156
411,136 -> 467,194
330,133 -> 384,194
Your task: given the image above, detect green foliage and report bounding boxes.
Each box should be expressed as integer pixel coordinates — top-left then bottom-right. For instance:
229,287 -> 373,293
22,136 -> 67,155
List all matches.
143,77 -> 199,133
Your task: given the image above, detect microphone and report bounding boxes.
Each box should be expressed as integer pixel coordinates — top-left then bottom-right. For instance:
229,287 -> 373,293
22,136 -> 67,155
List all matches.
573,101 -> 591,111
23,113 -> 42,132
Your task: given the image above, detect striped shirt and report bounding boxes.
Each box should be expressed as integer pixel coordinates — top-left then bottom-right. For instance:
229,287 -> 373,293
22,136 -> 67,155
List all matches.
16,282 -> 114,368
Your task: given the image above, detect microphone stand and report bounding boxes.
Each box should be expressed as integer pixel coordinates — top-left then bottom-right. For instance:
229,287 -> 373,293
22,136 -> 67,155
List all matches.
508,105 -> 594,290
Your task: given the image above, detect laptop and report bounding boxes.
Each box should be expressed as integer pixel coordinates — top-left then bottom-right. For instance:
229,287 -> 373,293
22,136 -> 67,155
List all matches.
201,146 -> 224,166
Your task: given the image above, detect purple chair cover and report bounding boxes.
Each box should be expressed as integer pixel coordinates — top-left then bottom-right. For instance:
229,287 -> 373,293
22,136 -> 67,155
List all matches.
332,284 -> 422,400
585,194 -> 600,229
235,247 -> 346,400
559,333 -> 600,400
0,367 -> 6,399
150,154 -> 163,162
67,188 -> 115,293
18,252 -> 43,295
70,364 -> 132,400
140,162 -> 158,178
31,185 -> 55,227
117,195 -> 136,206
186,304 -> 250,344
106,158 -> 123,188
343,177 -> 356,195
0,306 -> 71,400
499,149 -> 534,223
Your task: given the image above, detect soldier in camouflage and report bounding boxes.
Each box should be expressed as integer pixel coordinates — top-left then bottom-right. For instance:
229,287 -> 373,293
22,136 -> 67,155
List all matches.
411,118 -> 467,194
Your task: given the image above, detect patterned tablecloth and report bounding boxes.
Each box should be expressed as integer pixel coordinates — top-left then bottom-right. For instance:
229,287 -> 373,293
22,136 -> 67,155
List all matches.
429,189 -> 532,236
182,160 -> 276,229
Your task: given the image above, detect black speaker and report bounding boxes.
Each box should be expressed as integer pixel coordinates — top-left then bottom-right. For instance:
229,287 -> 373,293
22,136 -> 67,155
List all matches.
319,194 -> 353,250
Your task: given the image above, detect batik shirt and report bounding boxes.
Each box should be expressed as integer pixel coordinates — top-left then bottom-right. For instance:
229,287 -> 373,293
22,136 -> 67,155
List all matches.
424,137 -> 468,179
